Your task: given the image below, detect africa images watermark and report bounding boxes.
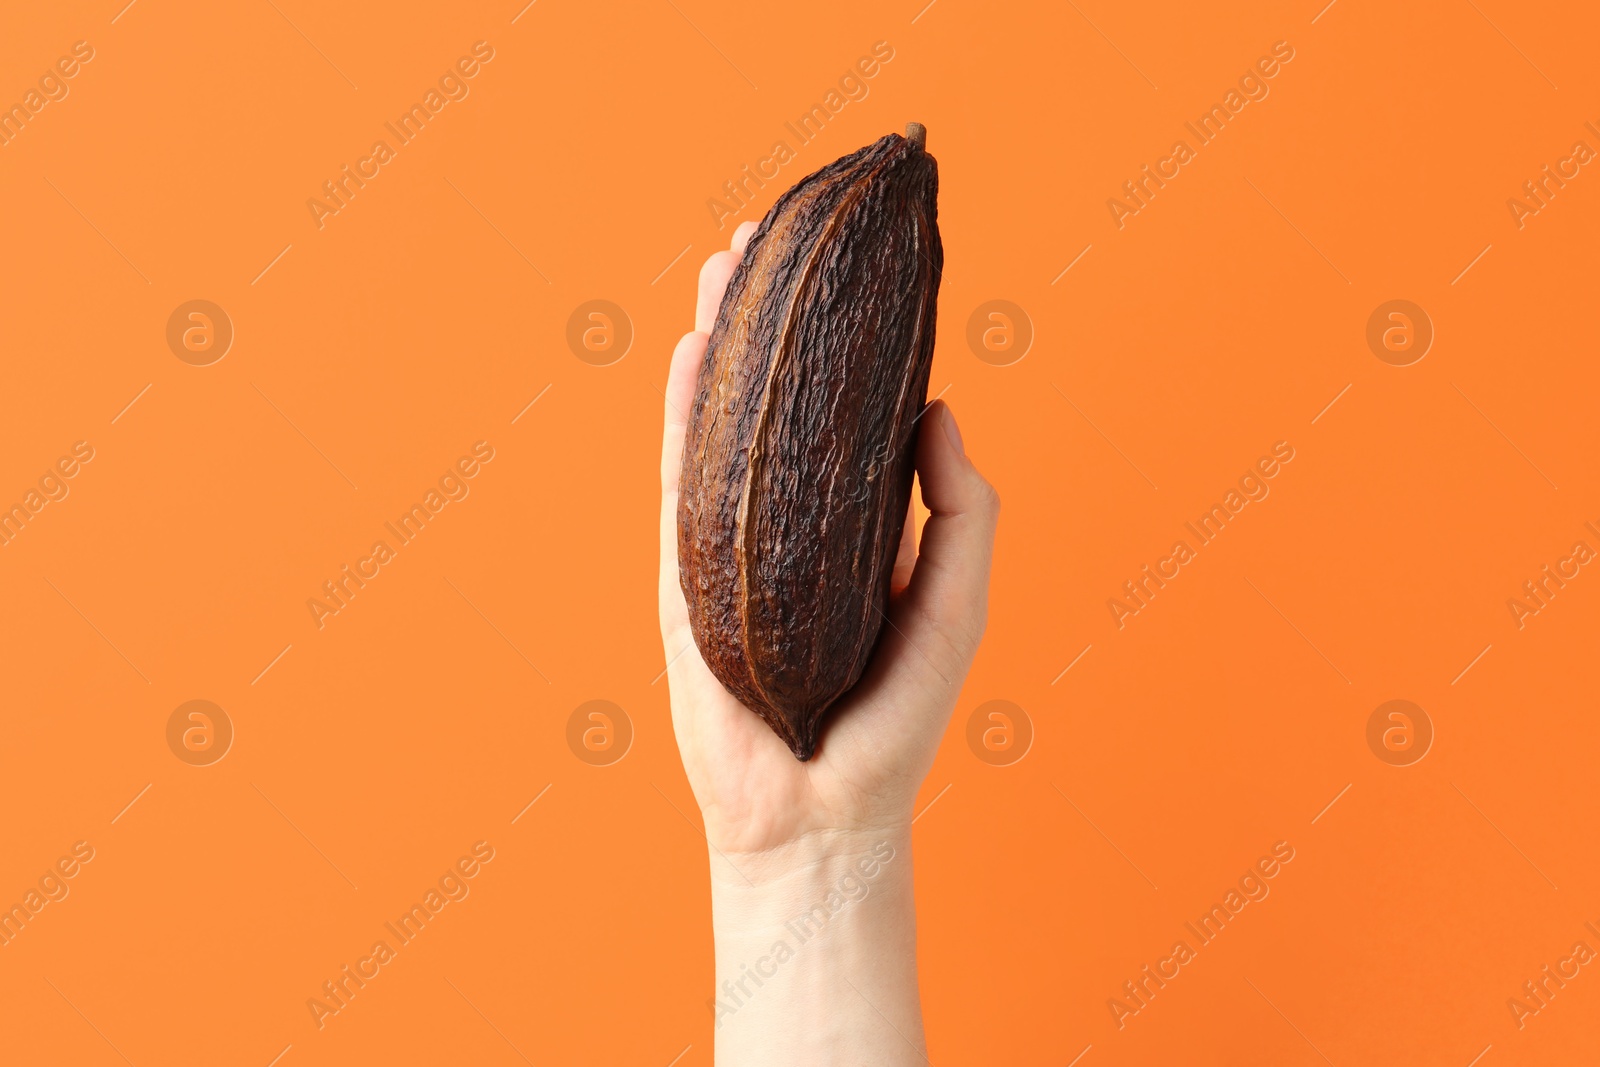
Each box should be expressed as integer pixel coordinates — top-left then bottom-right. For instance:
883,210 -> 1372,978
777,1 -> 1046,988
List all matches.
1505,918 -> 1600,1031
1106,441 -> 1296,629
0,441 -> 96,549
708,841 -> 897,1027
0,40 -> 96,149
705,40 -> 897,230
306,840 -> 496,1029
306,41 -> 497,230
0,840 -> 96,949
306,441 -> 496,629
1108,840 -> 1297,1029
1505,120 -> 1600,230
1505,520 -> 1599,630
1105,40 -> 1297,229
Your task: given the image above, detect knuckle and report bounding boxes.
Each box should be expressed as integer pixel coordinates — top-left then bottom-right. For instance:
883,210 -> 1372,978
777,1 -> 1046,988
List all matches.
979,480 -> 1001,521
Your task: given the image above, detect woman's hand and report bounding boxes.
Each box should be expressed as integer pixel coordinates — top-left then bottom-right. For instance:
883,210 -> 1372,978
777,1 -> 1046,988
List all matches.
658,221 -> 1000,866
657,222 -> 1000,1065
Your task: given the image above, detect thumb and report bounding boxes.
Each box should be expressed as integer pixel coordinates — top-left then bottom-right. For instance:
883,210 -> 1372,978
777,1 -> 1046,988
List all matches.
894,400 -> 999,670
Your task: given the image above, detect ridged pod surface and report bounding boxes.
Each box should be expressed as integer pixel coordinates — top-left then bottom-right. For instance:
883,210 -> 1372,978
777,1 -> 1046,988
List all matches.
677,124 -> 943,761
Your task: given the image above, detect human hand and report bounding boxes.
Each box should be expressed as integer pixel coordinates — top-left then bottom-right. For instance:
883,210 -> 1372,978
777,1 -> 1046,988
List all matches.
658,221 -> 999,1065
657,221 -> 1001,870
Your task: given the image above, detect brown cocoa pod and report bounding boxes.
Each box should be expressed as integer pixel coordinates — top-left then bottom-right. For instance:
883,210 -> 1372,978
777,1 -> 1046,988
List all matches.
677,123 -> 943,761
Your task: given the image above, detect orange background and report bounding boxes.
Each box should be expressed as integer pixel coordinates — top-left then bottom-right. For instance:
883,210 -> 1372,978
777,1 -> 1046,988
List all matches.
2,0 -> 1598,1063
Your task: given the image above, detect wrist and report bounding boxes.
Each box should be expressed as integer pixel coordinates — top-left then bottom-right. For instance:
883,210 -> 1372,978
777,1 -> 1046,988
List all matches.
707,828 -> 926,1065
708,826 -> 911,920
707,824 -> 911,896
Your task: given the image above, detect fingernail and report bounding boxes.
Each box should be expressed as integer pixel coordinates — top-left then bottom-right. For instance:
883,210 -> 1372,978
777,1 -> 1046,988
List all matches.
941,404 -> 965,456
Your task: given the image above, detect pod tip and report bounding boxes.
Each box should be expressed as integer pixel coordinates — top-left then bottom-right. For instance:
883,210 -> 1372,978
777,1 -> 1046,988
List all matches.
905,122 -> 927,150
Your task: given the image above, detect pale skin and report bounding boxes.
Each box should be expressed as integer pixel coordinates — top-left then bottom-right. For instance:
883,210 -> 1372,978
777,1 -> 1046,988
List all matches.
658,221 -> 1001,1064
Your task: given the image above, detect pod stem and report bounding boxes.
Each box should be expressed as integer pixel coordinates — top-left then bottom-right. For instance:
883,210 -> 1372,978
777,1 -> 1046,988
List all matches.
905,122 -> 927,150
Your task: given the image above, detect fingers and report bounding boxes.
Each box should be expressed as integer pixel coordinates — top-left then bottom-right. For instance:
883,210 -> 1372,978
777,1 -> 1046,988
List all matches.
695,221 -> 759,333
696,254 -> 738,334
672,223 -> 760,491
661,330 -> 709,493
898,401 -> 1000,664
889,498 -> 917,596
663,224 -> 759,619
660,331 -> 705,629
730,219 -> 758,255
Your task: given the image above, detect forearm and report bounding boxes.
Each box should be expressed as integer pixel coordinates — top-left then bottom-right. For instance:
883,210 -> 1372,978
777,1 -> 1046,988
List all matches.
707,827 -> 926,1066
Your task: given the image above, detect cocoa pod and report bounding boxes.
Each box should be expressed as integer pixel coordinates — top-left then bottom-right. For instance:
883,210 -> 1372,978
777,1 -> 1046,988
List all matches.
678,123 -> 943,761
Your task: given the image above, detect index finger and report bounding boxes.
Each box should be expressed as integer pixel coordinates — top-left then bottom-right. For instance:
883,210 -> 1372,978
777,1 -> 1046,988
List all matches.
695,220 -> 761,333
661,329 -> 708,494
662,221 -> 761,494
